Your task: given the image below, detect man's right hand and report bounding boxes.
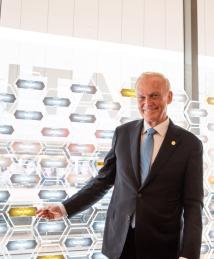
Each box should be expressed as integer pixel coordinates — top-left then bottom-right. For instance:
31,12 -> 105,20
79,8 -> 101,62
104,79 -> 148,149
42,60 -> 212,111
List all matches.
36,205 -> 64,220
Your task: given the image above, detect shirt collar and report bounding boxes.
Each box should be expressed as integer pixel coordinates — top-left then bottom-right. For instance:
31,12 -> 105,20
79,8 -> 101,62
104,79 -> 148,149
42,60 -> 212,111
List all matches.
143,117 -> 170,137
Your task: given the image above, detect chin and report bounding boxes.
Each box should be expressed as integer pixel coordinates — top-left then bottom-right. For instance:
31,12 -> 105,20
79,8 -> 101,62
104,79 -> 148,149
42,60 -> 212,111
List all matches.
144,117 -> 158,126
144,115 -> 156,121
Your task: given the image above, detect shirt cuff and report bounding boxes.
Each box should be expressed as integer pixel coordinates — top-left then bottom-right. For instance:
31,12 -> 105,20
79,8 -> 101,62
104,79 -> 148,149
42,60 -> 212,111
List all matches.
59,204 -> 68,217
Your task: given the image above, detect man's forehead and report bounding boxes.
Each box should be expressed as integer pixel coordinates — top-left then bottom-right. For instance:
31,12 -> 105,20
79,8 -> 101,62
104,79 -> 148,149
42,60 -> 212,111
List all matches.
141,75 -> 164,84
137,82 -> 163,91
137,77 -> 166,91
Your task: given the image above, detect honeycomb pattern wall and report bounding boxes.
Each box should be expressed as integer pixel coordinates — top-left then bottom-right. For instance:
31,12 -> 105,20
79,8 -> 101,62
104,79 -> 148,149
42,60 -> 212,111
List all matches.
0,28 -> 213,258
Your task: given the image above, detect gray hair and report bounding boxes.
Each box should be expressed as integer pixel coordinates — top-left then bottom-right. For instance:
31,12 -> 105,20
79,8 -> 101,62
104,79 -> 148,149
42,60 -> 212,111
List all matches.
135,72 -> 171,91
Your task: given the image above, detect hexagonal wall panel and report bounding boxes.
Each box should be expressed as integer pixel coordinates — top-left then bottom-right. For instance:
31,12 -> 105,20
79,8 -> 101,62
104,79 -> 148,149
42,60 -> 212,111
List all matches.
34,218 -> 68,243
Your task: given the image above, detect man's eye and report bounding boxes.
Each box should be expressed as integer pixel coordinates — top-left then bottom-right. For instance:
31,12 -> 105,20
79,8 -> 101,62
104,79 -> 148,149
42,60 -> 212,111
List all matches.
151,94 -> 160,99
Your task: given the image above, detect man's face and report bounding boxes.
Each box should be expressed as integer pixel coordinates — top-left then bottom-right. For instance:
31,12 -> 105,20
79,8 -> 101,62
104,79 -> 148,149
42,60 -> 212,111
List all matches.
136,75 -> 173,127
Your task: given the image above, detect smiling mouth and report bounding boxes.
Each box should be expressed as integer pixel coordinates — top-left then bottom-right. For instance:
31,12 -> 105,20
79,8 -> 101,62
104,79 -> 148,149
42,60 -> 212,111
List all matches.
143,108 -> 157,112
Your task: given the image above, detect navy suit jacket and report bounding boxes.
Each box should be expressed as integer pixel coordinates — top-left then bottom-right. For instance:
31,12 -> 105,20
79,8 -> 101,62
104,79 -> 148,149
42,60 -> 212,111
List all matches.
63,119 -> 203,259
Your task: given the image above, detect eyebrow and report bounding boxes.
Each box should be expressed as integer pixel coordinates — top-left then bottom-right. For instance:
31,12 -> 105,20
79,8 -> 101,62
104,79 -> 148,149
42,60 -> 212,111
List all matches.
137,92 -> 161,97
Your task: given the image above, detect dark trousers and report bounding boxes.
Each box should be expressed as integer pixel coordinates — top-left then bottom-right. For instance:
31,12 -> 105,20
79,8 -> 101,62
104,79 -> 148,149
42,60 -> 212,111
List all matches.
119,227 -> 136,259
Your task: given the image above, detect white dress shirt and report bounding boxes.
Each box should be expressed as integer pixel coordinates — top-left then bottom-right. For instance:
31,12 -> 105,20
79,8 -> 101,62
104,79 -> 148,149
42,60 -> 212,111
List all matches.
144,118 -> 170,164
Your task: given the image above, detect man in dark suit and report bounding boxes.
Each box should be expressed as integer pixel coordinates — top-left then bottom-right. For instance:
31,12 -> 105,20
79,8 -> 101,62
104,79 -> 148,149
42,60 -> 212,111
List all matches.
37,72 -> 203,259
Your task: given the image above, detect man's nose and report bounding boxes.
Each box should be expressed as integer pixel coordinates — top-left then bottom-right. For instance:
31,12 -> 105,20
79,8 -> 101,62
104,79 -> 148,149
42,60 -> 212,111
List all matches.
144,96 -> 152,104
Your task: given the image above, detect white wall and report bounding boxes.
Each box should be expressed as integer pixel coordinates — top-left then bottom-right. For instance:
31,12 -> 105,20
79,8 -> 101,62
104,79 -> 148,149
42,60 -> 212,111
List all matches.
198,0 -> 214,56
0,0 -> 183,51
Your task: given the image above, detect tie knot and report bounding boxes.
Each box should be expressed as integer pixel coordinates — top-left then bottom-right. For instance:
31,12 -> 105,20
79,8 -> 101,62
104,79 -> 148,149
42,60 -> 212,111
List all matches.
146,128 -> 156,136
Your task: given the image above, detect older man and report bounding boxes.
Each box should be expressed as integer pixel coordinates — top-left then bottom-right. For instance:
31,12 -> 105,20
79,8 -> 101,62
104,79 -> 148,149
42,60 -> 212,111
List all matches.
37,72 -> 203,259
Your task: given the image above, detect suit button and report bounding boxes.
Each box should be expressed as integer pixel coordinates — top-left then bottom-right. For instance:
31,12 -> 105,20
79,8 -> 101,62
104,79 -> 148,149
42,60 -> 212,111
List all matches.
138,193 -> 142,198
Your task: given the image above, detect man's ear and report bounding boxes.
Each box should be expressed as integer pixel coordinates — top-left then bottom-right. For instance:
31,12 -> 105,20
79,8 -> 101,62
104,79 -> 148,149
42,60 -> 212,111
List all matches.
167,91 -> 173,104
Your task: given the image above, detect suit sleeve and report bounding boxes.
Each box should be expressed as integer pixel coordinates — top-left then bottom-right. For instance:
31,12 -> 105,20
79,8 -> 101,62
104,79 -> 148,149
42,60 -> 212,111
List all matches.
62,128 -> 118,217
180,139 -> 204,259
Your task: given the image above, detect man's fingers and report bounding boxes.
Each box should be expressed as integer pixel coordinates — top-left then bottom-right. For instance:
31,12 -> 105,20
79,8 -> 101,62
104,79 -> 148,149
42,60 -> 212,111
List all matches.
36,210 -> 43,217
36,206 -> 63,220
36,208 -> 50,218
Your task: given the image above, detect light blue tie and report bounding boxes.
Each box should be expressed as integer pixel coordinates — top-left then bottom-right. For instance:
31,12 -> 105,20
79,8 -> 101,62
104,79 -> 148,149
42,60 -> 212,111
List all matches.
140,128 -> 156,185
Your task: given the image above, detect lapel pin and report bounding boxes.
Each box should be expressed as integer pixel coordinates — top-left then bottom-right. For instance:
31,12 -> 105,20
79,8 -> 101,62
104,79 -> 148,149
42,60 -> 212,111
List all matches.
171,140 -> 176,146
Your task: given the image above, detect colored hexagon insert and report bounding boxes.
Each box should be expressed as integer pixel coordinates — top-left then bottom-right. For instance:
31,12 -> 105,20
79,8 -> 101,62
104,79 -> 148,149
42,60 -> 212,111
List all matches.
64,227 -> 94,253
34,218 -> 68,243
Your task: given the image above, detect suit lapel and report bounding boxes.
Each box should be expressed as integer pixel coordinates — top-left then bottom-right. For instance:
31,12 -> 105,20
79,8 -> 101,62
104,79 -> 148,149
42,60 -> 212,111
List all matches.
139,120 -> 181,190
130,119 -> 144,185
